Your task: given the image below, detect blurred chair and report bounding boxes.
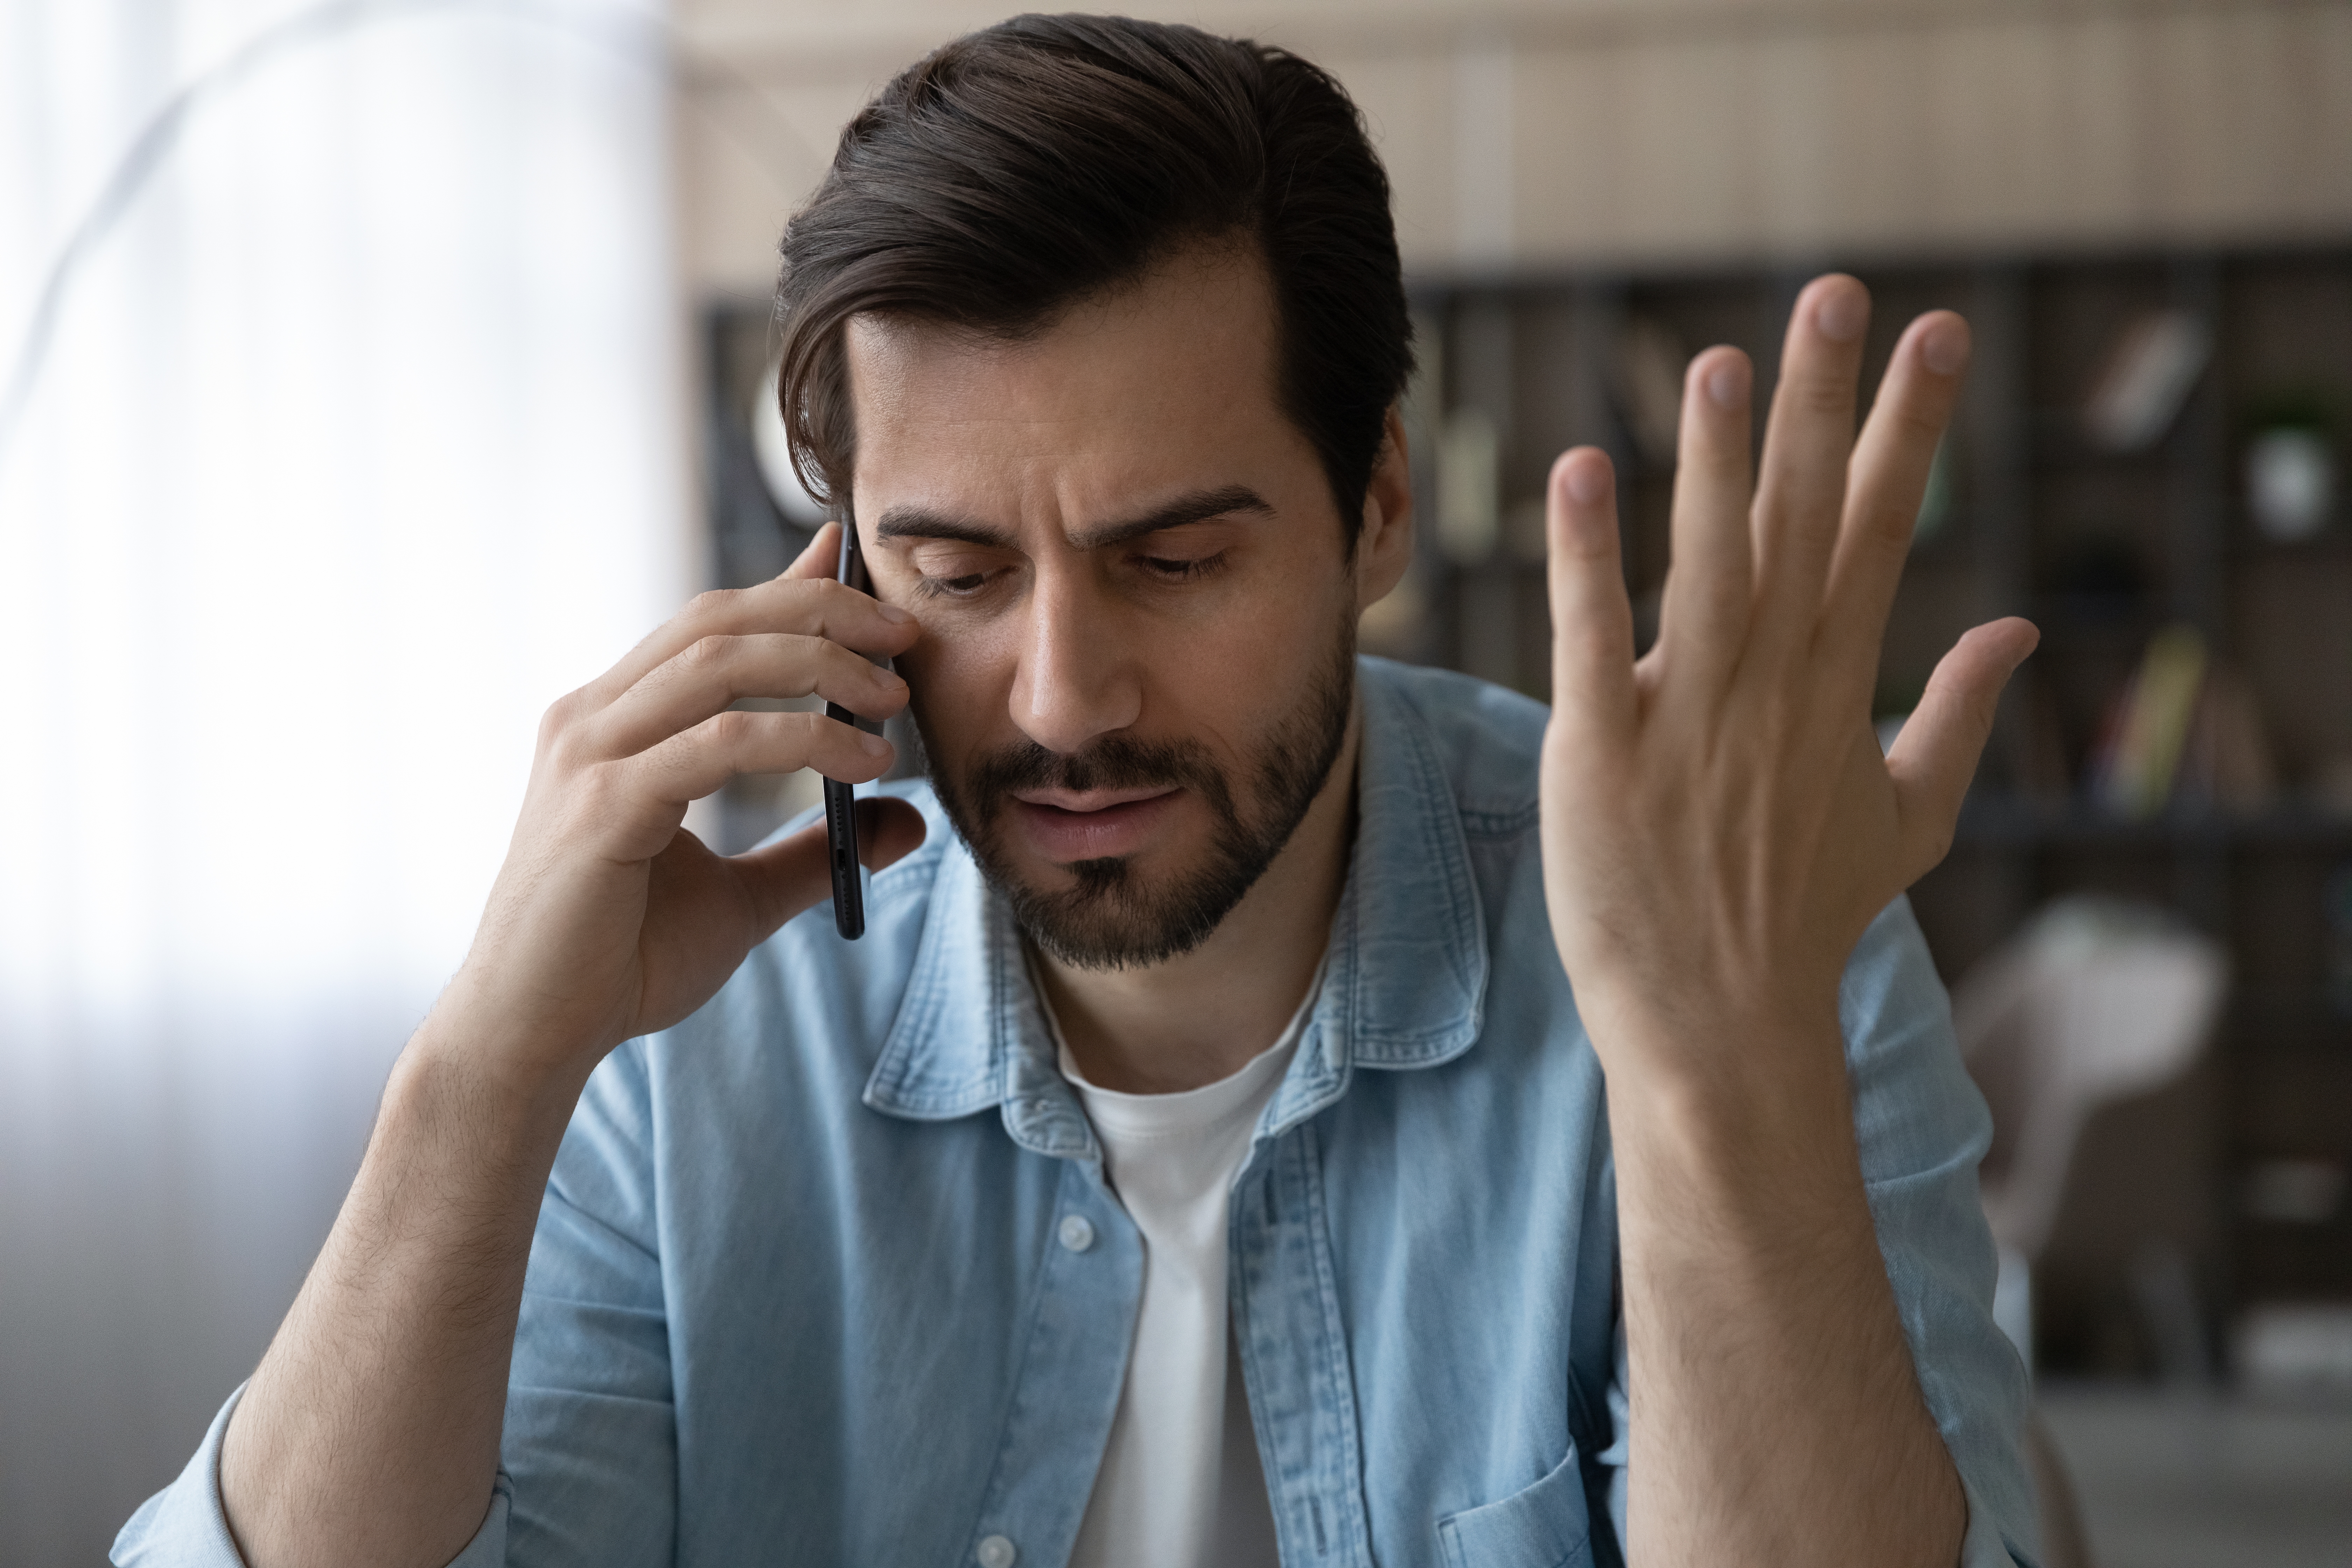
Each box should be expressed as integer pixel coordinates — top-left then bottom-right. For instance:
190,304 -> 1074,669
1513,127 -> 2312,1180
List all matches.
1952,896 -> 2229,1568
1954,896 -> 2229,1287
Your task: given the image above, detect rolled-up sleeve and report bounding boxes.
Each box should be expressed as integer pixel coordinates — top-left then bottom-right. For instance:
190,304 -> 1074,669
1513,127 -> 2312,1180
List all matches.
110,1384 -> 511,1568
113,1042 -> 672,1568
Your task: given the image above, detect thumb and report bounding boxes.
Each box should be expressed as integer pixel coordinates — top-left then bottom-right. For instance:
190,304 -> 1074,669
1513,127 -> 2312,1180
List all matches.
1888,617 -> 2039,877
727,795 -> 929,936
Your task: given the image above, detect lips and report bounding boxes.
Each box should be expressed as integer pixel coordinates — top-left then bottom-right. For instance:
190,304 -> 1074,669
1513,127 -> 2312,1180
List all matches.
1008,787 -> 1182,863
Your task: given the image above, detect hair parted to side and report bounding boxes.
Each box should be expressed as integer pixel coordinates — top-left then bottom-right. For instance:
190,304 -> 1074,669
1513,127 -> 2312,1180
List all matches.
772,12 -> 1413,546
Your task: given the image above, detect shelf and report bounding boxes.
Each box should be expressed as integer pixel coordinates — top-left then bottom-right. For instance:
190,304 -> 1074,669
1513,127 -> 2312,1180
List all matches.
2222,524 -> 2352,564
1952,797 -> 2352,850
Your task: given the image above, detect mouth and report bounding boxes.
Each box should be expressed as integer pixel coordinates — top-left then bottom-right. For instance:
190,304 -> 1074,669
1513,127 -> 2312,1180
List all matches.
1007,785 -> 1183,863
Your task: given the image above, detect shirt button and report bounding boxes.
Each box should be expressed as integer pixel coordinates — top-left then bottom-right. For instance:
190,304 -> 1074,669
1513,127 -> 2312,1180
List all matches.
976,1535 -> 1017,1568
1057,1214 -> 1095,1253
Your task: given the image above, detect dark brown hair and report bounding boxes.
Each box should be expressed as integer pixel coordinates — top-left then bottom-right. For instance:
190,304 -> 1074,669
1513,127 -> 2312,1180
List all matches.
772,13 -> 1413,547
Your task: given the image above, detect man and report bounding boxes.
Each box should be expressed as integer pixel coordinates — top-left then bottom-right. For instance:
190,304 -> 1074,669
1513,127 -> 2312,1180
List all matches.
119,15 -> 2039,1568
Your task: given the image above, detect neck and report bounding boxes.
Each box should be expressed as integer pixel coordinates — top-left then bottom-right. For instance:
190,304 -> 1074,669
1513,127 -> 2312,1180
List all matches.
1035,700 -> 1360,1095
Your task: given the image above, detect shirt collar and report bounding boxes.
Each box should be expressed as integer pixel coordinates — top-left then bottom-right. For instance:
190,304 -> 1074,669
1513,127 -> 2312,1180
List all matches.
861,659 -> 1490,1150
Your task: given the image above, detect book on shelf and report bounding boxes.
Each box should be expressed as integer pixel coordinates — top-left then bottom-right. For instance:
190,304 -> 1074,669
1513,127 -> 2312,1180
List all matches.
2084,309 -> 2212,453
2177,666 -> 2280,814
2089,624 -> 2208,818
2081,631 -> 2283,820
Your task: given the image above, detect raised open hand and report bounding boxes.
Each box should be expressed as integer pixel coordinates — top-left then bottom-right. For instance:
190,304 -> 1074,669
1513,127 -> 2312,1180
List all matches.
1538,274 -> 2038,1079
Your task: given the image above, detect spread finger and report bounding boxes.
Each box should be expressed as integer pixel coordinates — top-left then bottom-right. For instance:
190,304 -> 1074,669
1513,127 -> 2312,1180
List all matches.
1749,274 -> 1870,662
1656,346 -> 1755,696
1545,448 -> 1638,741
1820,312 -> 1969,684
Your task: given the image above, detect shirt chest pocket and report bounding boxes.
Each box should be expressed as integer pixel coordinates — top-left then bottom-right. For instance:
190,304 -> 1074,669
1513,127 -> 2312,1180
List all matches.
1434,1445 -> 1594,1568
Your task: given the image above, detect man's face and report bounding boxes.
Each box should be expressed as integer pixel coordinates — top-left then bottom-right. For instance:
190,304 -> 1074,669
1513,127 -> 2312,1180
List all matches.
846,245 -> 1399,969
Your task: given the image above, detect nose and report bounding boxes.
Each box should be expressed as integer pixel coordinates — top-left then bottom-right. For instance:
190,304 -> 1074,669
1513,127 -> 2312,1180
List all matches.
1007,563 -> 1142,755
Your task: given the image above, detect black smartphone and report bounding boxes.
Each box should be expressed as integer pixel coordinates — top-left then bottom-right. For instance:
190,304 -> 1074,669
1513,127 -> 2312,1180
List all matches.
824,520 -> 870,940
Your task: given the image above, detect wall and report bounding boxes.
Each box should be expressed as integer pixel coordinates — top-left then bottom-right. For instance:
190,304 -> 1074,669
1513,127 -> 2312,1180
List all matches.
672,0 -> 2352,297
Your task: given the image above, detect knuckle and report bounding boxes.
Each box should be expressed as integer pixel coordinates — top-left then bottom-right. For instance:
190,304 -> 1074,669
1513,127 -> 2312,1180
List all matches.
1861,504 -> 1914,554
538,696 -> 595,766
1969,687 -> 2004,738
1792,377 -> 1852,419
1895,402 -> 1947,445
681,632 -> 734,672
808,578 -> 861,624
682,587 -> 741,628
767,637 -> 821,691
572,760 -> 628,821
1557,528 -> 1618,565
543,726 -> 587,772
701,707 -> 757,751
1561,621 -> 1624,661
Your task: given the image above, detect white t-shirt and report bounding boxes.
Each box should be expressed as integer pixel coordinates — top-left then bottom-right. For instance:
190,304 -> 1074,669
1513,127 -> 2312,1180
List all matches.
1040,964 -> 1324,1568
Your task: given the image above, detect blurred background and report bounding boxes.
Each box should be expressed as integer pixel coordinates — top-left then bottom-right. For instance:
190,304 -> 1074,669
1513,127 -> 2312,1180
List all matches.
6,1 -> 2351,1563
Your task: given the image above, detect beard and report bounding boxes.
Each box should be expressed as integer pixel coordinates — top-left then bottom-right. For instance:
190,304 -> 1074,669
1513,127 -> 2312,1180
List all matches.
919,614 -> 1356,972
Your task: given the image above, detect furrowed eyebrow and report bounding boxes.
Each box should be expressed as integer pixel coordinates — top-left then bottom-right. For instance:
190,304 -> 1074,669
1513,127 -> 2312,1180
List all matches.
870,509 -> 1014,549
1065,485 -> 1273,550
870,485 -> 1273,554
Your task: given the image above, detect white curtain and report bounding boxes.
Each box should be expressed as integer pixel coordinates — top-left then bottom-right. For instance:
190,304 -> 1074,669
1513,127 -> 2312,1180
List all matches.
0,3 -> 690,1561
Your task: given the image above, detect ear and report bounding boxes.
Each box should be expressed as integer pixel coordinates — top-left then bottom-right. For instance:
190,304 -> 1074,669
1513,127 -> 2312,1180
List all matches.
1354,405 -> 1414,615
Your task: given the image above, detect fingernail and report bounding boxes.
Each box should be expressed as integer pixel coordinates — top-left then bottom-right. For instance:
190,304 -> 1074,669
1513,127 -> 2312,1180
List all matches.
1706,357 -> 1749,409
1921,318 -> 1970,377
876,602 -> 915,624
1814,286 -> 1866,343
1564,458 -> 1607,506
858,729 -> 891,757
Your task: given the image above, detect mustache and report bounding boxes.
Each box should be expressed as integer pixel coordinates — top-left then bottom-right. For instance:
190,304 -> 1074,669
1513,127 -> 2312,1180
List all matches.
960,732 -> 1236,820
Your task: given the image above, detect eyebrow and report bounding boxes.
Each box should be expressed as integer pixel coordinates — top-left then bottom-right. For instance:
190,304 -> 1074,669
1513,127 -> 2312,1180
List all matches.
870,484 -> 1274,553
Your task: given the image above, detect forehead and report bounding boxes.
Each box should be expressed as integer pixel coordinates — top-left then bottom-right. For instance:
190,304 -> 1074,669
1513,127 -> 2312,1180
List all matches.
844,245 -> 1309,513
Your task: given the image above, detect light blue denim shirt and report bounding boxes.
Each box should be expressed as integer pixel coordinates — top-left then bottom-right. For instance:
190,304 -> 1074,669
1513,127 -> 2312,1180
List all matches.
119,657 -> 2037,1568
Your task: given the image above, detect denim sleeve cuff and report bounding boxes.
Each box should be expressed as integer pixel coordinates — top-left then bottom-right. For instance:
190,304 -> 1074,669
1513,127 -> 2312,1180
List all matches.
112,1382 -> 511,1568
1958,1464 -> 2036,1568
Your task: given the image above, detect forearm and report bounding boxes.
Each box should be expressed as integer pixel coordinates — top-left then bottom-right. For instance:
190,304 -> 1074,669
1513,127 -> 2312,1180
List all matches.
1607,1014 -> 1964,1568
220,1018 -> 590,1568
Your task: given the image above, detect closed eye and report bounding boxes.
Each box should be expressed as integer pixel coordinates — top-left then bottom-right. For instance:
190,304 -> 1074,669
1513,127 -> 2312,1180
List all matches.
914,568 -> 1000,599
1137,550 -> 1229,582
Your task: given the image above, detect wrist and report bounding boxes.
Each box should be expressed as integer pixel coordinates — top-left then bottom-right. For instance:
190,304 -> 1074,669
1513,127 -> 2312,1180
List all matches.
1576,977 -> 1843,1103
392,1009 -> 598,1164
415,954 -> 622,1093
1596,1009 -> 1868,1249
